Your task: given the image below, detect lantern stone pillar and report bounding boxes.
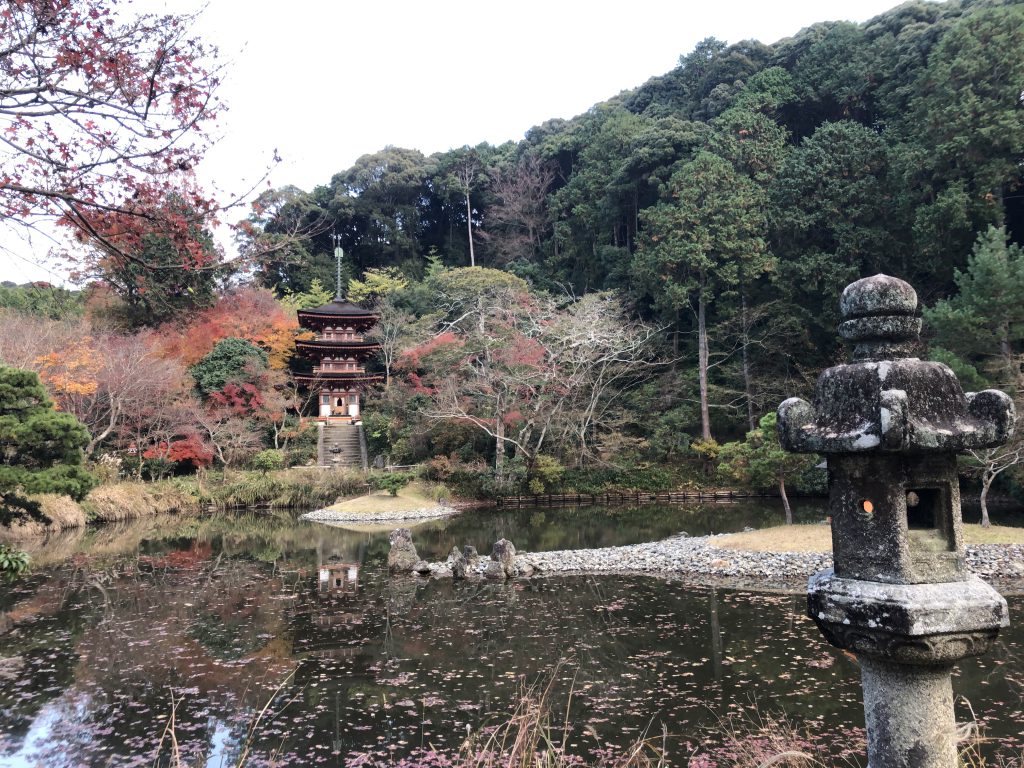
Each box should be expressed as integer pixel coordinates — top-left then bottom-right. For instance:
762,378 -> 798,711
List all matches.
778,274 -> 1013,768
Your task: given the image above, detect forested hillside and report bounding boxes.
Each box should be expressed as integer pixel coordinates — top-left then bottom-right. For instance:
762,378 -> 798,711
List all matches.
240,0 -> 1024,451
4,0 -> 1024,503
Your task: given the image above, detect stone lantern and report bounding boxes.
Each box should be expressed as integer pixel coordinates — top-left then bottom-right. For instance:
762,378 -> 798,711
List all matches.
777,274 -> 1013,768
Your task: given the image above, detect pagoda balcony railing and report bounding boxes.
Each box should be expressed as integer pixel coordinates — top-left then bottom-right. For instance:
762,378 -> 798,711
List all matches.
312,366 -> 365,375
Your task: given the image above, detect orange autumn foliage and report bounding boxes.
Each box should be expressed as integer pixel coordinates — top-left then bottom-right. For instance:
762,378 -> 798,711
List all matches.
34,336 -> 102,402
155,288 -> 300,369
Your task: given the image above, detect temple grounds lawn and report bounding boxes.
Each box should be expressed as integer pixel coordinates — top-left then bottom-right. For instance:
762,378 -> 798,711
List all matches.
321,481 -> 444,513
712,523 -> 1024,552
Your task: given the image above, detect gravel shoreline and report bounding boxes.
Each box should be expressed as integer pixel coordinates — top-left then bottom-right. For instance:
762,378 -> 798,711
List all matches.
509,534 -> 1024,591
307,507 -> 1024,591
301,505 -> 456,523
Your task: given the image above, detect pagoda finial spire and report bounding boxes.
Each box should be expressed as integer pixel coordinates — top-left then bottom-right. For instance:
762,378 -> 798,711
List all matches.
332,233 -> 344,301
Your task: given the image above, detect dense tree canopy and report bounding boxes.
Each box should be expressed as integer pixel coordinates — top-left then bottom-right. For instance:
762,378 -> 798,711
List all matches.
8,0 -> 1024,501
191,338 -> 269,398
221,0 -> 1023,474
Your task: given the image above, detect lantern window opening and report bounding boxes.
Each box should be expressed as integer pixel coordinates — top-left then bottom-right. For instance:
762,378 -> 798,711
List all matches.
905,486 -> 954,553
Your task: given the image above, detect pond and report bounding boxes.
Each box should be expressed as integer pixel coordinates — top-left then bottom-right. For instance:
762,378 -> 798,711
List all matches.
1,501 -> 1022,767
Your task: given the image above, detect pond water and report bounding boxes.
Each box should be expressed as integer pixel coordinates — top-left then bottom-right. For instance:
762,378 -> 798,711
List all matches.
1,501 -> 1022,767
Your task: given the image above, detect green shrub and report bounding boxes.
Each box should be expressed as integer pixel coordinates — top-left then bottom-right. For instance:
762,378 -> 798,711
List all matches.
0,366 -> 97,524
140,457 -> 174,481
283,422 -> 319,466
251,449 -> 285,475
369,471 -> 413,496
558,462 -> 685,494
0,544 -> 30,579
361,410 -> 393,460
191,337 -> 268,397
527,454 -> 564,493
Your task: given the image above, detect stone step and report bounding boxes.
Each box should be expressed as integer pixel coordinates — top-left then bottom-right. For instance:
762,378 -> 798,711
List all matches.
318,423 -> 368,469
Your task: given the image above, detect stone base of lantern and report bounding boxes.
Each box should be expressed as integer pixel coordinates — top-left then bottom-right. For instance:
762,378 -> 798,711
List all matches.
860,657 -> 957,768
808,569 -> 1010,768
808,569 -> 1008,664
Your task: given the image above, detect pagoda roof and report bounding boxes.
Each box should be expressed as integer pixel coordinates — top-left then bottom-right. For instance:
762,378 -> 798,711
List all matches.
298,300 -> 379,319
293,372 -> 384,385
295,339 -> 381,352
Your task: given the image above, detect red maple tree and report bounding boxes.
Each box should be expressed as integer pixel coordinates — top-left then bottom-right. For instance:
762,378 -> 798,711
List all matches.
1,0 -> 224,264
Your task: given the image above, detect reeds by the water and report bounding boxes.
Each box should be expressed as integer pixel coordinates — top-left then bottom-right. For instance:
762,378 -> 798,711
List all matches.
83,481 -> 199,522
202,467 -> 368,509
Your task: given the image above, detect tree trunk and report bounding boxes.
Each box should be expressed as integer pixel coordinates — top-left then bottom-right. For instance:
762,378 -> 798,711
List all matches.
999,322 -> 1015,390
495,409 -> 505,482
980,470 -> 993,528
632,185 -> 638,252
671,310 -> 681,371
779,475 -> 792,525
87,401 -> 120,455
465,192 -> 475,267
741,293 -> 756,430
698,285 -> 711,442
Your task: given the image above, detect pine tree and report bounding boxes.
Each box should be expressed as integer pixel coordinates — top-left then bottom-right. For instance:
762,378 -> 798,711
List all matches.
717,412 -> 817,524
0,366 -> 96,524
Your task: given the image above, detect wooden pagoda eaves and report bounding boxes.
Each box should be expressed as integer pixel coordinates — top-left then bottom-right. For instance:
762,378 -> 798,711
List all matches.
296,300 -> 379,331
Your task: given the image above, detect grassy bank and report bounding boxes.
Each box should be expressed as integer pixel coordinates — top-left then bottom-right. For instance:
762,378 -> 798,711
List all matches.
0,468 -> 375,541
2,483 -> 199,540
712,523 -> 1024,552
192,467 -> 369,509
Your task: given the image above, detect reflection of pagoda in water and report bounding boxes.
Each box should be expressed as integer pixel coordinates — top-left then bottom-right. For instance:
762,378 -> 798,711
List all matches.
293,240 -> 383,468
319,560 -> 360,595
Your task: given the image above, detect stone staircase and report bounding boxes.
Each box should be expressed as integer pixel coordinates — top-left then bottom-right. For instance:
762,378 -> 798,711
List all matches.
318,423 -> 368,470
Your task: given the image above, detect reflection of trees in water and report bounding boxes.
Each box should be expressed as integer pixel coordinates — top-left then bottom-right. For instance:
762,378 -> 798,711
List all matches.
0,548 -> 301,766
3,508 -> 1022,766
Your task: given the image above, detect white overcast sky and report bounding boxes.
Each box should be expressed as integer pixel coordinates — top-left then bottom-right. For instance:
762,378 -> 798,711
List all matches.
1,0 -> 907,285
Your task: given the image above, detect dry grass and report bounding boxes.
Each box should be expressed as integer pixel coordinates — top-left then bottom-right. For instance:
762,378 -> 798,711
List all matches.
322,481 -> 444,514
710,525 -> 832,553
81,481 -> 199,522
0,516 -> 49,541
962,524 -> 1024,545
711,523 -> 1024,553
458,668 -> 667,768
690,708 -> 831,767
207,467 -> 367,509
35,493 -> 87,529
0,494 -> 86,540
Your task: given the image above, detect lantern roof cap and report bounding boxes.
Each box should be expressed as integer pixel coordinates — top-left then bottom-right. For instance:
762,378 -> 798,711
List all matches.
840,274 -> 918,319
778,274 -> 1014,455
838,275 -> 921,361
